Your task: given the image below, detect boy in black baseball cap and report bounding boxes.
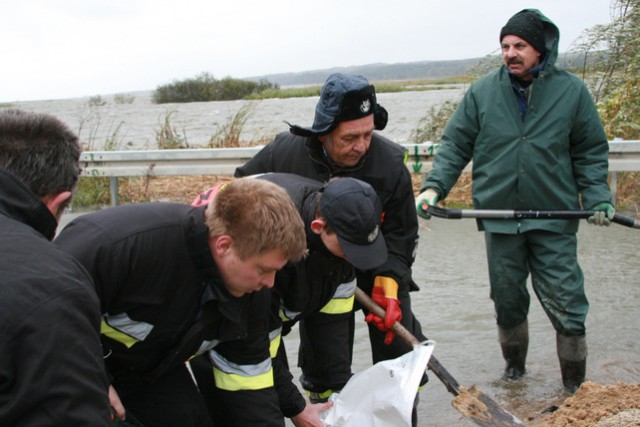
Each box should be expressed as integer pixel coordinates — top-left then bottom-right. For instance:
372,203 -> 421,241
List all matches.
317,176 -> 387,269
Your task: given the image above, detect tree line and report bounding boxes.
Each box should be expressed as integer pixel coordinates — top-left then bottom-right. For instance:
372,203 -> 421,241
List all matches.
152,73 -> 278,104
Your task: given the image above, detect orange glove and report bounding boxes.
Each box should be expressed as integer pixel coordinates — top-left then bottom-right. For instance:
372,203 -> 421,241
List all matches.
364,276 -> 402,345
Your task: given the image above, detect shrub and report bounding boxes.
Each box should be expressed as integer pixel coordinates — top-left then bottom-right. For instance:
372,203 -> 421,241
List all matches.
152,73 -> 278,104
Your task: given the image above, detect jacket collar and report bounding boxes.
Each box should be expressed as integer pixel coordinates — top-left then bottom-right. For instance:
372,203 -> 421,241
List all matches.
0,170 -> 58,240
186,209 -> 252,323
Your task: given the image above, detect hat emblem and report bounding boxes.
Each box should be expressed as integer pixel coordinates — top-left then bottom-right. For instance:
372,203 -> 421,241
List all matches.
360,99 -> 371,114
367,225 -> 379,243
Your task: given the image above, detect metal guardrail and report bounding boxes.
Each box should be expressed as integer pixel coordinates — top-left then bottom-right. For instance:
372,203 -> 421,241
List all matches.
81,146 -> 262,178
80,141 -> 640,206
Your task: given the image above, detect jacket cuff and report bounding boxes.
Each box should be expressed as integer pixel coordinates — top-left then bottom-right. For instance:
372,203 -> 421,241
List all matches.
282,394 -> 307,419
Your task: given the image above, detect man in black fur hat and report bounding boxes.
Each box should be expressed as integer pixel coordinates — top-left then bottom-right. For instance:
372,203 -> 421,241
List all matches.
235,73 -> 427,425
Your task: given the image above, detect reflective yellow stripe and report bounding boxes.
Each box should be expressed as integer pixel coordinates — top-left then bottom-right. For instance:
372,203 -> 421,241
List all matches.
307,388 -> 334,400
269,332 -> 282,358
209,350 -> 273,391
101,319 -> 138,349
213,366 -> 274,391
320,295 -> 354,314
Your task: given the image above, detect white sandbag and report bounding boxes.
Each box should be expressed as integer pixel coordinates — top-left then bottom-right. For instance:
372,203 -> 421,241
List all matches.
321,340 -> 435,427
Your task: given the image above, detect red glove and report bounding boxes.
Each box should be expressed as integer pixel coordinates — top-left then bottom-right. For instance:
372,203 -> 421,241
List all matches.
364,276 -> 402,345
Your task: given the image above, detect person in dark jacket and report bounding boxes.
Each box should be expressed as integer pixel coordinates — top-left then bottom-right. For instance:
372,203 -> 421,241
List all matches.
0,109 -> 110,426
416,9 -> 613,393
55,178 -> 308,427
190,173 -> 388,427
235,74 -> 427,424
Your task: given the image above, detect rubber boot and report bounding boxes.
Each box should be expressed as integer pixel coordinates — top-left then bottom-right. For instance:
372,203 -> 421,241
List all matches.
557,333 -> 587,394
498,320 -> 529,380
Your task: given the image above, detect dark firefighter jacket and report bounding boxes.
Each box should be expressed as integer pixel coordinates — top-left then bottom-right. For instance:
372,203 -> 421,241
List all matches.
0,170 -> 109,426
54,202 -> 283,426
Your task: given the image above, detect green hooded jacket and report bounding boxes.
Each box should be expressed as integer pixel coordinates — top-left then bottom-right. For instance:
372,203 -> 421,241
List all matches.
422,8 -> 610,234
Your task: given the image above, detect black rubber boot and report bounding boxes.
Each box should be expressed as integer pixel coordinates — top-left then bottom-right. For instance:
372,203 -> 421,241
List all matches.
498,320 -> 529,380
557,333 -> 587,394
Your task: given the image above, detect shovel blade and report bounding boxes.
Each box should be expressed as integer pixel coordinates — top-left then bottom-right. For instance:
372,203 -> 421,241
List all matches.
452,384 -> 525,427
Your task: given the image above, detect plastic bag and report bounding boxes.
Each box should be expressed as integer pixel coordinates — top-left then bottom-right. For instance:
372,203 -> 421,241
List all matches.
321,340 -> 435,427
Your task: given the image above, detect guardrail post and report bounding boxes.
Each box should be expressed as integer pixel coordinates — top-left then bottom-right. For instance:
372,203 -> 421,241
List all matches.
610,172 -> 617,207
110,177 -> 120,206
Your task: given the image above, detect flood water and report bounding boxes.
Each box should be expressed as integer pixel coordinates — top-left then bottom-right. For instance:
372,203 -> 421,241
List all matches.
11,87 -> 465,149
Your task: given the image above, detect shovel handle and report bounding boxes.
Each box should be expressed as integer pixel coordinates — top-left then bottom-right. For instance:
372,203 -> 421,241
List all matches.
355,287 -> 526,427
354,287 -> 462,395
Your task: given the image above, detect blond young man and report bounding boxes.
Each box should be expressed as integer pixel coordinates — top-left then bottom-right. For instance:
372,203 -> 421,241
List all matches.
55,178 -> 307,427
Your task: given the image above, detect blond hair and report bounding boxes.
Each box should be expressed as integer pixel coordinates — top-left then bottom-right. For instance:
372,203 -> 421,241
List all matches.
205,178 -> 307,262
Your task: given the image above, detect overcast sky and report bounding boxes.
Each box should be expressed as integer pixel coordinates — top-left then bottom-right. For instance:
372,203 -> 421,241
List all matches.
1,0 -> 614,102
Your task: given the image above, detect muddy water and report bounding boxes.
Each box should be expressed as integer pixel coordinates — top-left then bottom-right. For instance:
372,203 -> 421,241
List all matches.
11,87 -> 465,149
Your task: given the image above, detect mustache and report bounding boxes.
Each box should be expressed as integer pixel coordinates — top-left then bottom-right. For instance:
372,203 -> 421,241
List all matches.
507,58 -> 523,65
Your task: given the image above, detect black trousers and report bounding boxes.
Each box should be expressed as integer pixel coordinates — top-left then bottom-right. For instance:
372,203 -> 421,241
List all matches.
112,363 -> 213,427
298,272 -> 428,394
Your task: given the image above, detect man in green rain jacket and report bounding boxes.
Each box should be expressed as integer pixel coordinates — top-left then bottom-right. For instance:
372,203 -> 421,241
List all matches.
416,9 -> 614,393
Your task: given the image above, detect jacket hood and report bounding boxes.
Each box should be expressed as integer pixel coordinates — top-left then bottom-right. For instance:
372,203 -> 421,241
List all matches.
0,170 -> 58,240
515,8 -> 560,67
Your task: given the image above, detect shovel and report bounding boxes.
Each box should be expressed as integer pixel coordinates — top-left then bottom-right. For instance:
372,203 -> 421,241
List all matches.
425,205 -> 640,228
355,287 -> 525,427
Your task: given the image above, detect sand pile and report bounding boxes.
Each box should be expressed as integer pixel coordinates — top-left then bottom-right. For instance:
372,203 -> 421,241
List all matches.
528,381 -> 640,426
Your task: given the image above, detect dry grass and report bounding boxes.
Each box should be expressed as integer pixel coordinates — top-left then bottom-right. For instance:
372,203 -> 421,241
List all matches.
114,172 -> 638,218
117,175 -> 231,205
114,173 -> 473,206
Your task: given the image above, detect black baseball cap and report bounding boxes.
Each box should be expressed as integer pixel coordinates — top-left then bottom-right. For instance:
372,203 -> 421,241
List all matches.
288,73 -> 388,137
320,178 -> 387,270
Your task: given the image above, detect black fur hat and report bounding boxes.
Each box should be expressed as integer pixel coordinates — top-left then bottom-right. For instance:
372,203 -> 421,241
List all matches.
288,73 -> 388,137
